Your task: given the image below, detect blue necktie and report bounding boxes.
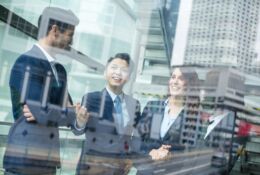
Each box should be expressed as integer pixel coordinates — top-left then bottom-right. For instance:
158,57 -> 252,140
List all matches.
114,96 -> 123,132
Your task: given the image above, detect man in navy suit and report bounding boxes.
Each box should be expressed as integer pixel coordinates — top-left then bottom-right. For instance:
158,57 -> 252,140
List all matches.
73,53 -> 142,175
3,7 -> 80,175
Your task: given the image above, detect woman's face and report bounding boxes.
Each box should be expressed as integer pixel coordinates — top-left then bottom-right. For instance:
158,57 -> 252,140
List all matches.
168,68 -> 187,97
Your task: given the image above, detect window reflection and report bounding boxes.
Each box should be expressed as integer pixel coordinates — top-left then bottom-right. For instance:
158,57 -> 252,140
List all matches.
0,0 -> 260,175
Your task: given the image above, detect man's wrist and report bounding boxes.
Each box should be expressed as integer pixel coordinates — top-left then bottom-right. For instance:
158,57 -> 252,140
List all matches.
75,119 -> 86,130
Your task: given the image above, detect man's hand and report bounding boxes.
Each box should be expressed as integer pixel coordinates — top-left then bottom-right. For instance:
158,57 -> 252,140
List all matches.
23,104 -> 36,122
75,103 -> 89,128
149,144 -> 171,160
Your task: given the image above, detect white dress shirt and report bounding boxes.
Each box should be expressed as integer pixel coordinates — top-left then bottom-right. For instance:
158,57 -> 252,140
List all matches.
106,86 -> 130,127
35,44 -> 59,83
160,100 -> 183,138
35,43 -> 55,62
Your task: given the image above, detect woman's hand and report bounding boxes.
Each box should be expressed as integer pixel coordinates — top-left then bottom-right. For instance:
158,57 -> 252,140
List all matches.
149,144 -> 171,160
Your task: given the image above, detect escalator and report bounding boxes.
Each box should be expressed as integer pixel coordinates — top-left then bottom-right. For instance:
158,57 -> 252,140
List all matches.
0,4 -> 104,73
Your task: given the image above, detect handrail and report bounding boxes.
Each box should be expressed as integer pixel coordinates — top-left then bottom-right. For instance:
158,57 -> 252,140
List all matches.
0,121 -> 71,132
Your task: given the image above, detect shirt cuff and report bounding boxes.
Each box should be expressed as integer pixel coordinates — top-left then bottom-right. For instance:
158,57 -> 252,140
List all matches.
74,120 -> 86,131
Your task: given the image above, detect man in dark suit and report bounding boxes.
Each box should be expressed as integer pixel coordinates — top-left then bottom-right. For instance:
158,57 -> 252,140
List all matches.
3,7 -> 80,175
73,53 -> 142,175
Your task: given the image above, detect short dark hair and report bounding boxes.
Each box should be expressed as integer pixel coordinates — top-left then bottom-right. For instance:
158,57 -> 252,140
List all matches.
38,17 -> 75,35
37,7 -> 79,39
107,53 -> 130,65
106,53 -> 134,74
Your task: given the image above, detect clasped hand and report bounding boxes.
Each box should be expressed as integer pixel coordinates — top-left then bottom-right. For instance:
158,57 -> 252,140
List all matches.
149,144 -> 171,160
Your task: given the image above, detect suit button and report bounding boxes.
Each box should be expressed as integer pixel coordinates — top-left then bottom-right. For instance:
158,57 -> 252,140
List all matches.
22,130 -> 28,137
50,133 -> 55,139
109,139 -> 113,144
92,137 -> 96,143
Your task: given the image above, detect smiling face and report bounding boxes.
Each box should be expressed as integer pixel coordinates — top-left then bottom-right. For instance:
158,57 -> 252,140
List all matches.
168,68 -> 187,97
105,58 -> 130,94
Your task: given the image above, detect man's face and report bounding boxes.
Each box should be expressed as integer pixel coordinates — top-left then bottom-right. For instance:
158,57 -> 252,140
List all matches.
54,28 -> 75,49
105,58 -> 130,91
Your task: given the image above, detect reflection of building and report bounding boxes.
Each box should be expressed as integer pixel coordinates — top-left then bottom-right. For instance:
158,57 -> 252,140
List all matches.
181,67 -> 260,148
161,0 -> 180,56
181,95 -> 203,146
0,1 -> 259,174
133,0 -> 181,107
172,0 -> 260,75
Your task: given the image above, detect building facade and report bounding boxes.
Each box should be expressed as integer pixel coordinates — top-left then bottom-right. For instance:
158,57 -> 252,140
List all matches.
172,0 -> 260,75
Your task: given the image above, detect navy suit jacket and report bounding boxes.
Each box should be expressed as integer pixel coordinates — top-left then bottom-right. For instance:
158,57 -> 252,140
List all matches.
73,89 -> 142,174
73,89 -> 141,136
4,45 -> 72,171
138,100 -> 185,152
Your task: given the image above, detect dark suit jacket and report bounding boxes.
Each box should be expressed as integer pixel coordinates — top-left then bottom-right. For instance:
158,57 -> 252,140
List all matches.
3,45 -> 72,172
73,89 -> 141,136
138,100 -> 185,152
73,89 -> 142,174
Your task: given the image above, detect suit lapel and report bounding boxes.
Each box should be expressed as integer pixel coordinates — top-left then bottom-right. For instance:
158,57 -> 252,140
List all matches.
123,95 -> 138,135
124,95 -> 135,125
30,45 -> 53,71
101,89 -> 114,122
150,113 -> 164,140
150,102 -> 165,140
31,45 -> 61,87
162,110 -> 183,141
32,45 -> 71,105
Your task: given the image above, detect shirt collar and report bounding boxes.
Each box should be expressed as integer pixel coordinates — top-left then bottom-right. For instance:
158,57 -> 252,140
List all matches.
35,43 -> 55,63
164,98 -> 184,115
163,99 -> 169,107
105,86 -> 124,102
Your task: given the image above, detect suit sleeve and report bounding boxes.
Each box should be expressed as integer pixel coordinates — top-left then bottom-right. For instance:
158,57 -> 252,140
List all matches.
139,101 -> 166,152
133,100 -> 142,127
71,94 -> 88,135
9,56 -> 58,126
9,57 -> 28,121
137,101 -> 153,139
